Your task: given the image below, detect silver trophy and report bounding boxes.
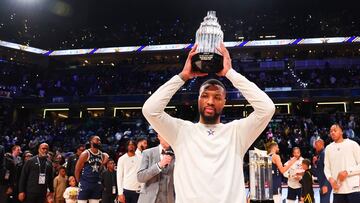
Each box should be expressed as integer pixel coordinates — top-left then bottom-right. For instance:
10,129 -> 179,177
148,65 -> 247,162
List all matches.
191,11 -> 224,73
249,150 -> 274,203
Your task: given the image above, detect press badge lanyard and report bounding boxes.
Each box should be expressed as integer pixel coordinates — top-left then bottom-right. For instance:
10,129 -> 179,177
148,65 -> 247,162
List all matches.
111,172 -> 116,194
37,156 -> 47,185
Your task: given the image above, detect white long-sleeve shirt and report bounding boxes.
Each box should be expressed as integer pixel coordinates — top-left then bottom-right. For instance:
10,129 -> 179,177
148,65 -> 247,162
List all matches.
116,153 -> 142,195
283,157 -> 304,189
142,69 -> 275,203
324,138 -> 360,194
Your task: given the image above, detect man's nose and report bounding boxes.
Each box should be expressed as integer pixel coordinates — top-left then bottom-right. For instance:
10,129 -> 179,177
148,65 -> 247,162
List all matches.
206,97 -> 214,105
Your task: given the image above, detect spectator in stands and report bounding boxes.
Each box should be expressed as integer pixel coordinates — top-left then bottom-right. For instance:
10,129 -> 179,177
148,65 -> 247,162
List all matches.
66,144 -> 85,177
2,151 -> 20,203
268,142 -> 297,203
75,136 -> 108,203
324,124 -> 360,203
22,152 -> 32,163
7,145 -> 23,203
101,159 -> 117,203
53,166 -> 67,203
137,134 -> 175,203
312,139 -> 332,203
135,137 -> 148,157
283,147 -> 304,203
0,144 -> 10,203
18,143 -> 54,203
117,140 -> 142,203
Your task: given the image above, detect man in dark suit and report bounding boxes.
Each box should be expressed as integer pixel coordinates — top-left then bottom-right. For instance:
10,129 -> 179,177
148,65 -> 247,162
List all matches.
0,144 -> 7,203
101,159 -> 117,203
137,134 -> 175,203
312,139 -> 332,203
66,144 -> 85,177
18,143 -> 54,203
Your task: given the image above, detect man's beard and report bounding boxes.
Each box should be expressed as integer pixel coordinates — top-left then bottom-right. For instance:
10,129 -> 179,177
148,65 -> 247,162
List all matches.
199,109 -> 221,124
92,143 -> 101,150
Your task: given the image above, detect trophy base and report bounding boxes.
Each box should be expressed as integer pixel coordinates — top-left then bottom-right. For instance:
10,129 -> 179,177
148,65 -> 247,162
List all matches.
191,53 -> 223,73
249,200 -> 274,203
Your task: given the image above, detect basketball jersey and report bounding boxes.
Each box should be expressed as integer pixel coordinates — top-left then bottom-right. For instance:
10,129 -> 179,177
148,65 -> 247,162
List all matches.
80,149 -> 103,183
270,154 -> 282,193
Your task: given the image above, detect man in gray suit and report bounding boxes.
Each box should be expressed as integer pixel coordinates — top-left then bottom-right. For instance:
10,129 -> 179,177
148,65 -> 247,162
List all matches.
137,134 -> 175,203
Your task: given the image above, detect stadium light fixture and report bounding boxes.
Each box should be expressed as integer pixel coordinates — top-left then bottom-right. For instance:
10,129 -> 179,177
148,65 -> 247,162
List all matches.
244,103 -> 290,114
43,108 -> 69,119
113,106 -> 176,117
58,113 -> 68,118
274,103 -> 291,114
224,104 -> 245,107
87,107 -> 105,110
317,102 -> 347,112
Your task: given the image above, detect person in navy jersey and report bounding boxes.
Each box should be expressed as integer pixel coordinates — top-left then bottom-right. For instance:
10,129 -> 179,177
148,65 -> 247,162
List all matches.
312,139 -> 332,203
75,136 -> 109,203
268,142 -> 297,203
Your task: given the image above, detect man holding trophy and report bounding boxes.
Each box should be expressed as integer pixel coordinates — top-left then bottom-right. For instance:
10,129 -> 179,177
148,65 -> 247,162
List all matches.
142,11 -> 275,203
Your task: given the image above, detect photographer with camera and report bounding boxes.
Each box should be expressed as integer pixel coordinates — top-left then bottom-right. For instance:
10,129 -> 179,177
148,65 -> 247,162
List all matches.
137,134 -> 175,203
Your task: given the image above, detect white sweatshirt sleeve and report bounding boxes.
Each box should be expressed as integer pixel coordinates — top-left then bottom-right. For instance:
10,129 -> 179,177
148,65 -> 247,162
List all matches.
283,161 -> 290,178
226,69 -> 275,155
142,75 -> 187,146
324,146 -> 332,181
117,156 -> 124,195
347,141 -> 360,176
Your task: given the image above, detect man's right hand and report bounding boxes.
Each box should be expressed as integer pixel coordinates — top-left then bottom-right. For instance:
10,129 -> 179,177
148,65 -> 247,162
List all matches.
329,178 -> 340,191
118,194 -> 126,203
179,44 -> 208,81
18,192 -> 25,202
158,155 -> 173,169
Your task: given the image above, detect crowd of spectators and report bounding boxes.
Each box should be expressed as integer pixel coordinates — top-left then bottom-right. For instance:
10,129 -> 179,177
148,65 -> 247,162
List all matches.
0,117 -> 159,160
1,60 -> 360,98
0,110 -> 359,201
0,108 -> 359,166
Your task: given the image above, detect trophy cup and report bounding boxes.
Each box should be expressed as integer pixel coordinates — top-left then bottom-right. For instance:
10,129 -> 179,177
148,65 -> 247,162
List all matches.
249,150 -> 274,203
191,11 -> 224,73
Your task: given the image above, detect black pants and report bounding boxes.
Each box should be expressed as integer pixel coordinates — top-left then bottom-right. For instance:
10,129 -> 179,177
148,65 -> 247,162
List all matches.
24,193 -> 46,203
0,185 -> 8,203
287,187 -> 301,200
6,187 -> 21,203
102,193 -> 117,203
333,192 -> 360,203
123,189 -> 139,203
